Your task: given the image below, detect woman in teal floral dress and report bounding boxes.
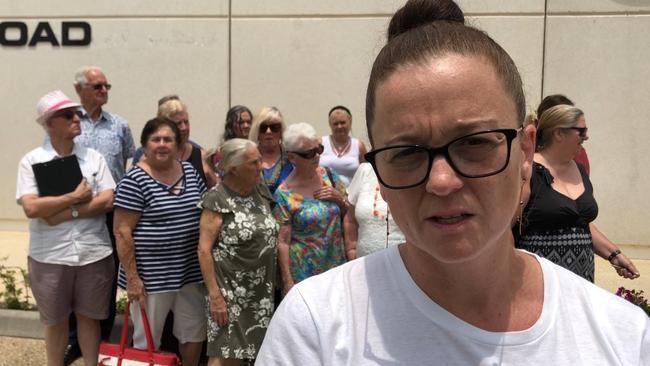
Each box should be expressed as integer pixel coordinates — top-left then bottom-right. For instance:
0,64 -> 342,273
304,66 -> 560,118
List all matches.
197,138 -> 278,365
274,123 -> 349,296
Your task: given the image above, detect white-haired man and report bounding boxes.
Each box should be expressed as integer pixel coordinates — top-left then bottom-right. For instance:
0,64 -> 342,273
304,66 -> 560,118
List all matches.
62,66 -> 135,365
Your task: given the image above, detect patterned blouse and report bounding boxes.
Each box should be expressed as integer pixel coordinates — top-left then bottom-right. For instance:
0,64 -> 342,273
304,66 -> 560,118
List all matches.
273,168 -> 347,283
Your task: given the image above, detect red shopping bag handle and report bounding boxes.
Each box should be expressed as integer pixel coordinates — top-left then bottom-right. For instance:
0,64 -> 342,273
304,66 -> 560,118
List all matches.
119,300 -> 157,365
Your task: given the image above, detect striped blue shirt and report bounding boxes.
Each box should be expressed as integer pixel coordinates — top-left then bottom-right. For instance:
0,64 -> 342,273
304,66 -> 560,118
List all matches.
115,161 -> 206,293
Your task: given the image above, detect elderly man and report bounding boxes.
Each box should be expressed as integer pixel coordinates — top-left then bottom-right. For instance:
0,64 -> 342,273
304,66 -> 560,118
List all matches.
17,90 -> 115,366
63,66 -> 135,364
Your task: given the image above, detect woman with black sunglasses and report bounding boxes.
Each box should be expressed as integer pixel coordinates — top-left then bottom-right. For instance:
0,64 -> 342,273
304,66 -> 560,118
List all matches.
273,123 -> 348,296
248,106 -> 293,193
518,104 -> 639,282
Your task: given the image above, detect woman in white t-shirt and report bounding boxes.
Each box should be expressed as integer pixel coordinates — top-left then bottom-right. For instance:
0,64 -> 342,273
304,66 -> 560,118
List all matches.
344,162 -> 405,259
319,106 -> 367,186
257,0 -> 649,364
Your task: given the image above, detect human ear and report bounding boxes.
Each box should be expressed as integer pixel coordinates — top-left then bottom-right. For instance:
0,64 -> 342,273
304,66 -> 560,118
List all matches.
519,125 -> 536,182
552,128 -> 564,143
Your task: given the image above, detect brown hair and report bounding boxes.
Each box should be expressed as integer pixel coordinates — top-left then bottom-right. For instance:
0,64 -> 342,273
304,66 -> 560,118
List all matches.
365,0 -> 525,145
140,118 -> 182,147
537,94 -> 574,119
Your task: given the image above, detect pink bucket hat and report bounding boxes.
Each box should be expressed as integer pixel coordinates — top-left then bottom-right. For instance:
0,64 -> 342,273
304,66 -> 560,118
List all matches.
36,90 -> 81,125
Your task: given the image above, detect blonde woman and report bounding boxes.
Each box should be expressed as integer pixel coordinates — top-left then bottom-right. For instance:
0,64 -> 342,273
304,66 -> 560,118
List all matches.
248,107 -> 293,193
518,105 -> 639,282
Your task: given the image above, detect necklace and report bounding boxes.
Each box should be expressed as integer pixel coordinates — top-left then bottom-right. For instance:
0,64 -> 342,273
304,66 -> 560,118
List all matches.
330,135 -> 351,158
373,185 -> 391,248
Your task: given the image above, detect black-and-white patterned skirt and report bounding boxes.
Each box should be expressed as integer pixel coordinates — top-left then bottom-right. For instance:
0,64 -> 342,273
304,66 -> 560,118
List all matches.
518,226 -> 594,282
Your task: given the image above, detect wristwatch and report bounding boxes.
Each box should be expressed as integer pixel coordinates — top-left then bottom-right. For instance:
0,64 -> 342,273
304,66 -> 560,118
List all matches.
71,206 -> 79,219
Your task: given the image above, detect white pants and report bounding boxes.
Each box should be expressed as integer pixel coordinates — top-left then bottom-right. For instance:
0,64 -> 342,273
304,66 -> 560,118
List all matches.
130,282 -> 207,350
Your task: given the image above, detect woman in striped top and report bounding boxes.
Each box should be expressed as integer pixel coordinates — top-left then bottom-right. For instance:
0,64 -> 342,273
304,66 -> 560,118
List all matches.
114,118 -> 207,366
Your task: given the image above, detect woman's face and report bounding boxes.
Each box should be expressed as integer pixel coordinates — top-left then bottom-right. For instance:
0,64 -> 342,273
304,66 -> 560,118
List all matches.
235,111 -> 252,138
560,115 -> 589,158
370,54 -> 534,264
232,146 -> 262,187
258,119 -> 283,150
144,126 -> 178,165
288,138 -> 321,172
329,110 -> 352,138
170,111 -> 190,144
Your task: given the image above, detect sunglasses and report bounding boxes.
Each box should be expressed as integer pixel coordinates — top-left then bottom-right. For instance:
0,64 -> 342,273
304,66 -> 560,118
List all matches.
291,144 -> 324,159
566,127 -> 588,137
52,109 -> 81,120
87,83 -> 112,91
259,123 -> 282,133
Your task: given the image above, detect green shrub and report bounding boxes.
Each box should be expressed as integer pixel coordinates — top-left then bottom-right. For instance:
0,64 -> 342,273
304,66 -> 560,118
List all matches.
115,291 -> 128,315
0,257 -> 35,310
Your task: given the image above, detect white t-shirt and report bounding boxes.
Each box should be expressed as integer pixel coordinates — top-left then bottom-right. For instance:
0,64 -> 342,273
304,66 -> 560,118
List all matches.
319,135 -> 360,186
347,163 -> 405,256
257,246 -> 650,365
16,141 -> 115,266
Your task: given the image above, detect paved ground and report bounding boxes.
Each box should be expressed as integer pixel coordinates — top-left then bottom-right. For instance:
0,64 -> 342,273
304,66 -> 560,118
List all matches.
1,231 -> 649,365
0,336 -> 85,366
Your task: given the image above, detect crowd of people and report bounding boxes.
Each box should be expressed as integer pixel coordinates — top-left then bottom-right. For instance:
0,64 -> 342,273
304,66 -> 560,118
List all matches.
15,0 -> 648,365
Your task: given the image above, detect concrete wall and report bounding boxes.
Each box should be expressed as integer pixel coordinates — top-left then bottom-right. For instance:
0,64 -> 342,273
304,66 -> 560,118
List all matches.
1,1 -> 649,252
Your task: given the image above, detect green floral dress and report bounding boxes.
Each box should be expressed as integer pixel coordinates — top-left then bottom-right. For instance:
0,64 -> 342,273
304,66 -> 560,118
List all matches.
197,183 -> 278,360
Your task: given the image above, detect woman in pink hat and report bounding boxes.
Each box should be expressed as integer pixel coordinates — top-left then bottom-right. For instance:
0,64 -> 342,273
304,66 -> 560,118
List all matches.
16,90 -> 116,366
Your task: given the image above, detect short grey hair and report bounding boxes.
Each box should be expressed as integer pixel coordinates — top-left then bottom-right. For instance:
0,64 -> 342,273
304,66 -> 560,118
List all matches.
283,123 -> 318,151
74,66 -> 103,85
218,138 -> 258,174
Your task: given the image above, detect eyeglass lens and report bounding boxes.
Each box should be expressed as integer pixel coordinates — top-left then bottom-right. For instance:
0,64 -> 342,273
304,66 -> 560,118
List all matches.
259,123 -> 282,133
367,130 -> 517,189
54,109 -> 81,120
90,83 -> 112,91
294,144 -> 324,159
570,127 -> 587,137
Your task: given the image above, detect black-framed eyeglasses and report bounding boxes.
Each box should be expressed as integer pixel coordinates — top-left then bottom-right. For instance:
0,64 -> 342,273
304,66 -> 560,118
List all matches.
290,144 -> 324,159
87,83 -> 112,91
52,109 -> 82,120
364,129 -> 519,189
259,123 -> 282,133
565,127 -> 587,137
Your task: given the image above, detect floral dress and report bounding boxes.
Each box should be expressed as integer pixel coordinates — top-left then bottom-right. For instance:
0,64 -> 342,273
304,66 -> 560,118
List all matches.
197,183 -> 278,359
273,168 -> 346,283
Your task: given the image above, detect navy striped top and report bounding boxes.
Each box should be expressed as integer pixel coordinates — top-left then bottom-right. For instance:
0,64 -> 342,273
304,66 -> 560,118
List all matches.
115,161 -> 206,294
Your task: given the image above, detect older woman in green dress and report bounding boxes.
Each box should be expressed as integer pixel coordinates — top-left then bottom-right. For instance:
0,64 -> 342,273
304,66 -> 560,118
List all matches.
197,138 -> 278,365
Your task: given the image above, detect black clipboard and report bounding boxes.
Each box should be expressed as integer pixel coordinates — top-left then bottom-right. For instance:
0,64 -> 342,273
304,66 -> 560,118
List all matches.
31,155 -> 83,196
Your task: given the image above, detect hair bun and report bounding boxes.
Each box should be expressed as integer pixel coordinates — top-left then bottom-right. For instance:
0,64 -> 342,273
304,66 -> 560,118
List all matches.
388,0 -> 465,41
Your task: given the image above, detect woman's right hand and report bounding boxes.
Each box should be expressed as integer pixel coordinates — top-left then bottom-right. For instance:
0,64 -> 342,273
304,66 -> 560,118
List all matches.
126,275 -> 147,308
210,293 -> 229,327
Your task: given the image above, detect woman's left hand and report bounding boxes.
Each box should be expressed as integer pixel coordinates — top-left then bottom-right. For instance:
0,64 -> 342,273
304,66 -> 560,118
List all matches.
611,253 -> 640,279
314,186 -> 344,207
210,293 -> 229,327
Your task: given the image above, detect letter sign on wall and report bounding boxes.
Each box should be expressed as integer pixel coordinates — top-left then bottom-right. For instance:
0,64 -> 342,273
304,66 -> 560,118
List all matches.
0,21 -> 91,47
